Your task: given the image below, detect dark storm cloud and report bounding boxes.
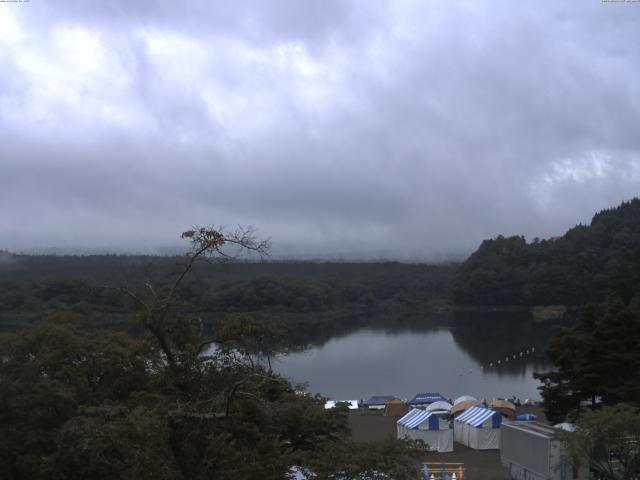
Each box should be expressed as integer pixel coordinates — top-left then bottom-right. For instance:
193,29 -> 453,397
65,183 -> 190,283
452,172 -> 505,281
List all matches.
1,1 -> 639,258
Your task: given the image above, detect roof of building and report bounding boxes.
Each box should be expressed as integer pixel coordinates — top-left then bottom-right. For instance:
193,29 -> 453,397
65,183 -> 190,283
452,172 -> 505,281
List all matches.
501,420 -> 558,438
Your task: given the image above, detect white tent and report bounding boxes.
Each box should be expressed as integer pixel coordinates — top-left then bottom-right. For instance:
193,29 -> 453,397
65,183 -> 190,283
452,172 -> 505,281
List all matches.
453,395 -> 477,405
425,400 -> 453,412
397,409 -> 453,452
554,422 -> 576,432
454,406 -> 501,450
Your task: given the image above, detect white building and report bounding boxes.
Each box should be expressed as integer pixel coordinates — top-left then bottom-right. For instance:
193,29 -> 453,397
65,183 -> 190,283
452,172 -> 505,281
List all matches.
500,421 -> 588,480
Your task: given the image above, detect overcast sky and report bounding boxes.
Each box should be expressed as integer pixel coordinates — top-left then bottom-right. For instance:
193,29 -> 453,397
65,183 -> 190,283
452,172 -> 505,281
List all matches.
1,1 -> 639,259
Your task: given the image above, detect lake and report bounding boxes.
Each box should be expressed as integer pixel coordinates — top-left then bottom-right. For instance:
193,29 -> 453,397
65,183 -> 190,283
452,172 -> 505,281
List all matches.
274,312 -> 557,402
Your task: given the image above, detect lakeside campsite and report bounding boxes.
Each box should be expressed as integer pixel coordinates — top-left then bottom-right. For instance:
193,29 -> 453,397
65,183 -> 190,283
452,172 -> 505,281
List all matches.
329,394 -> 582,480
2,0 -> 640,472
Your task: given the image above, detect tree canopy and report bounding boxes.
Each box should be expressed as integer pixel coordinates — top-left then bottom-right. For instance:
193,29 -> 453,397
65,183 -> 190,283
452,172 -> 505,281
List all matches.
557,404 -> 640,480
452,198 -> 640,306
535,255 -> 640,423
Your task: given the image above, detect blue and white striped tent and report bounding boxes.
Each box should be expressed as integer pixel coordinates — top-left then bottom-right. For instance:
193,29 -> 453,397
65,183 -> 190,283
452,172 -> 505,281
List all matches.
454,406 -> 501,450
397,409 -> 453,452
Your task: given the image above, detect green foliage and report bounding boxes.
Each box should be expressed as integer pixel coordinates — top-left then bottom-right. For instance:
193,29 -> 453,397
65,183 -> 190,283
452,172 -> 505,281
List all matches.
300,436 -> 428,480
215,314 -> 288,370
52,402 -> 177,480
0,317 -> 155,480
535,278 -> 640,423
558,404 -> 640,480
452,198 -> 640,306
1,317 -> 373,480
0,257 -> 454,334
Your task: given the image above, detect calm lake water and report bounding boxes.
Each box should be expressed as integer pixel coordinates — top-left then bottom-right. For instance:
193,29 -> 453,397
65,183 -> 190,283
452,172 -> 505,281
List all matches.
274,313 -> 556,402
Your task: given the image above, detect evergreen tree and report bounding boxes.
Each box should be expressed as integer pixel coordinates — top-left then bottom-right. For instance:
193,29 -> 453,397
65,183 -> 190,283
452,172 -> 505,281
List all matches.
536,266 -> 640,422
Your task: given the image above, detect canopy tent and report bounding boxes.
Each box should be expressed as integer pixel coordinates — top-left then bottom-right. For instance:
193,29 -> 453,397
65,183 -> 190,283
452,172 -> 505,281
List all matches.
384,399 -> 408,417
366,395 -> 396,410
490,399 -> 516,418
451,399 -> 482,416
554,422 -> 576,432
426,400 -> 453,412
324,400 -> 359,410
408,392 -> 447,406
397,409 -> 453,452
454,406 -> 501,450
516,413 -> 537,421
453,395 -> 477,405
452,399 -> 482,416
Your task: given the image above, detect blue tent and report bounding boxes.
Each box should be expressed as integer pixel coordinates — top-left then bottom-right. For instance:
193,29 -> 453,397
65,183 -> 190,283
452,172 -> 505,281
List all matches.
516,413 -> 537,421
408,392 -> 447,406
367,395 -> 396,407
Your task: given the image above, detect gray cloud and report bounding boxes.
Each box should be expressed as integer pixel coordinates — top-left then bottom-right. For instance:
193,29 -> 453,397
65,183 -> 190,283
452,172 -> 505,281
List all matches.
1,1 -> 639,259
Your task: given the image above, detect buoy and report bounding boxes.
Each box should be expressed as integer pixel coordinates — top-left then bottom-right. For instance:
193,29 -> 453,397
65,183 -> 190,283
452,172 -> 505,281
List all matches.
519,352 -> 523,357
489,363 -> 493,367
531,347 -> 535,352
452,473 -> 457,480
430,474 -> 435,480
497,360 -> 501,365
513,354 -> 516,359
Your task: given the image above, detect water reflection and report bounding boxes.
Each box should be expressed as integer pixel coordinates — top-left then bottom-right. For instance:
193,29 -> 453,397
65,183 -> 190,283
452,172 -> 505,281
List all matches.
275,312 -> 563,401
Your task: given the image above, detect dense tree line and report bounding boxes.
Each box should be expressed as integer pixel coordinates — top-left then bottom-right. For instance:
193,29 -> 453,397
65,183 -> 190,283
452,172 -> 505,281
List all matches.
452,198 -> 640,306
0,254 -> 454,335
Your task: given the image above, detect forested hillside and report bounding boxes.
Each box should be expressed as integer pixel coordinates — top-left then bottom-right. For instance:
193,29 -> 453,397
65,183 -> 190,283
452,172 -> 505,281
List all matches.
0,256 -> 454,338
452,198 -> 640,306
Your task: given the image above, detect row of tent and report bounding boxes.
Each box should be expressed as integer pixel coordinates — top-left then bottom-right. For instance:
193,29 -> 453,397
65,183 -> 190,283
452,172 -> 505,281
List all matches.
397,406 -> 502,452
398,411 -> 588,479
365,393 -> 519,418
367,392 -> 447,408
